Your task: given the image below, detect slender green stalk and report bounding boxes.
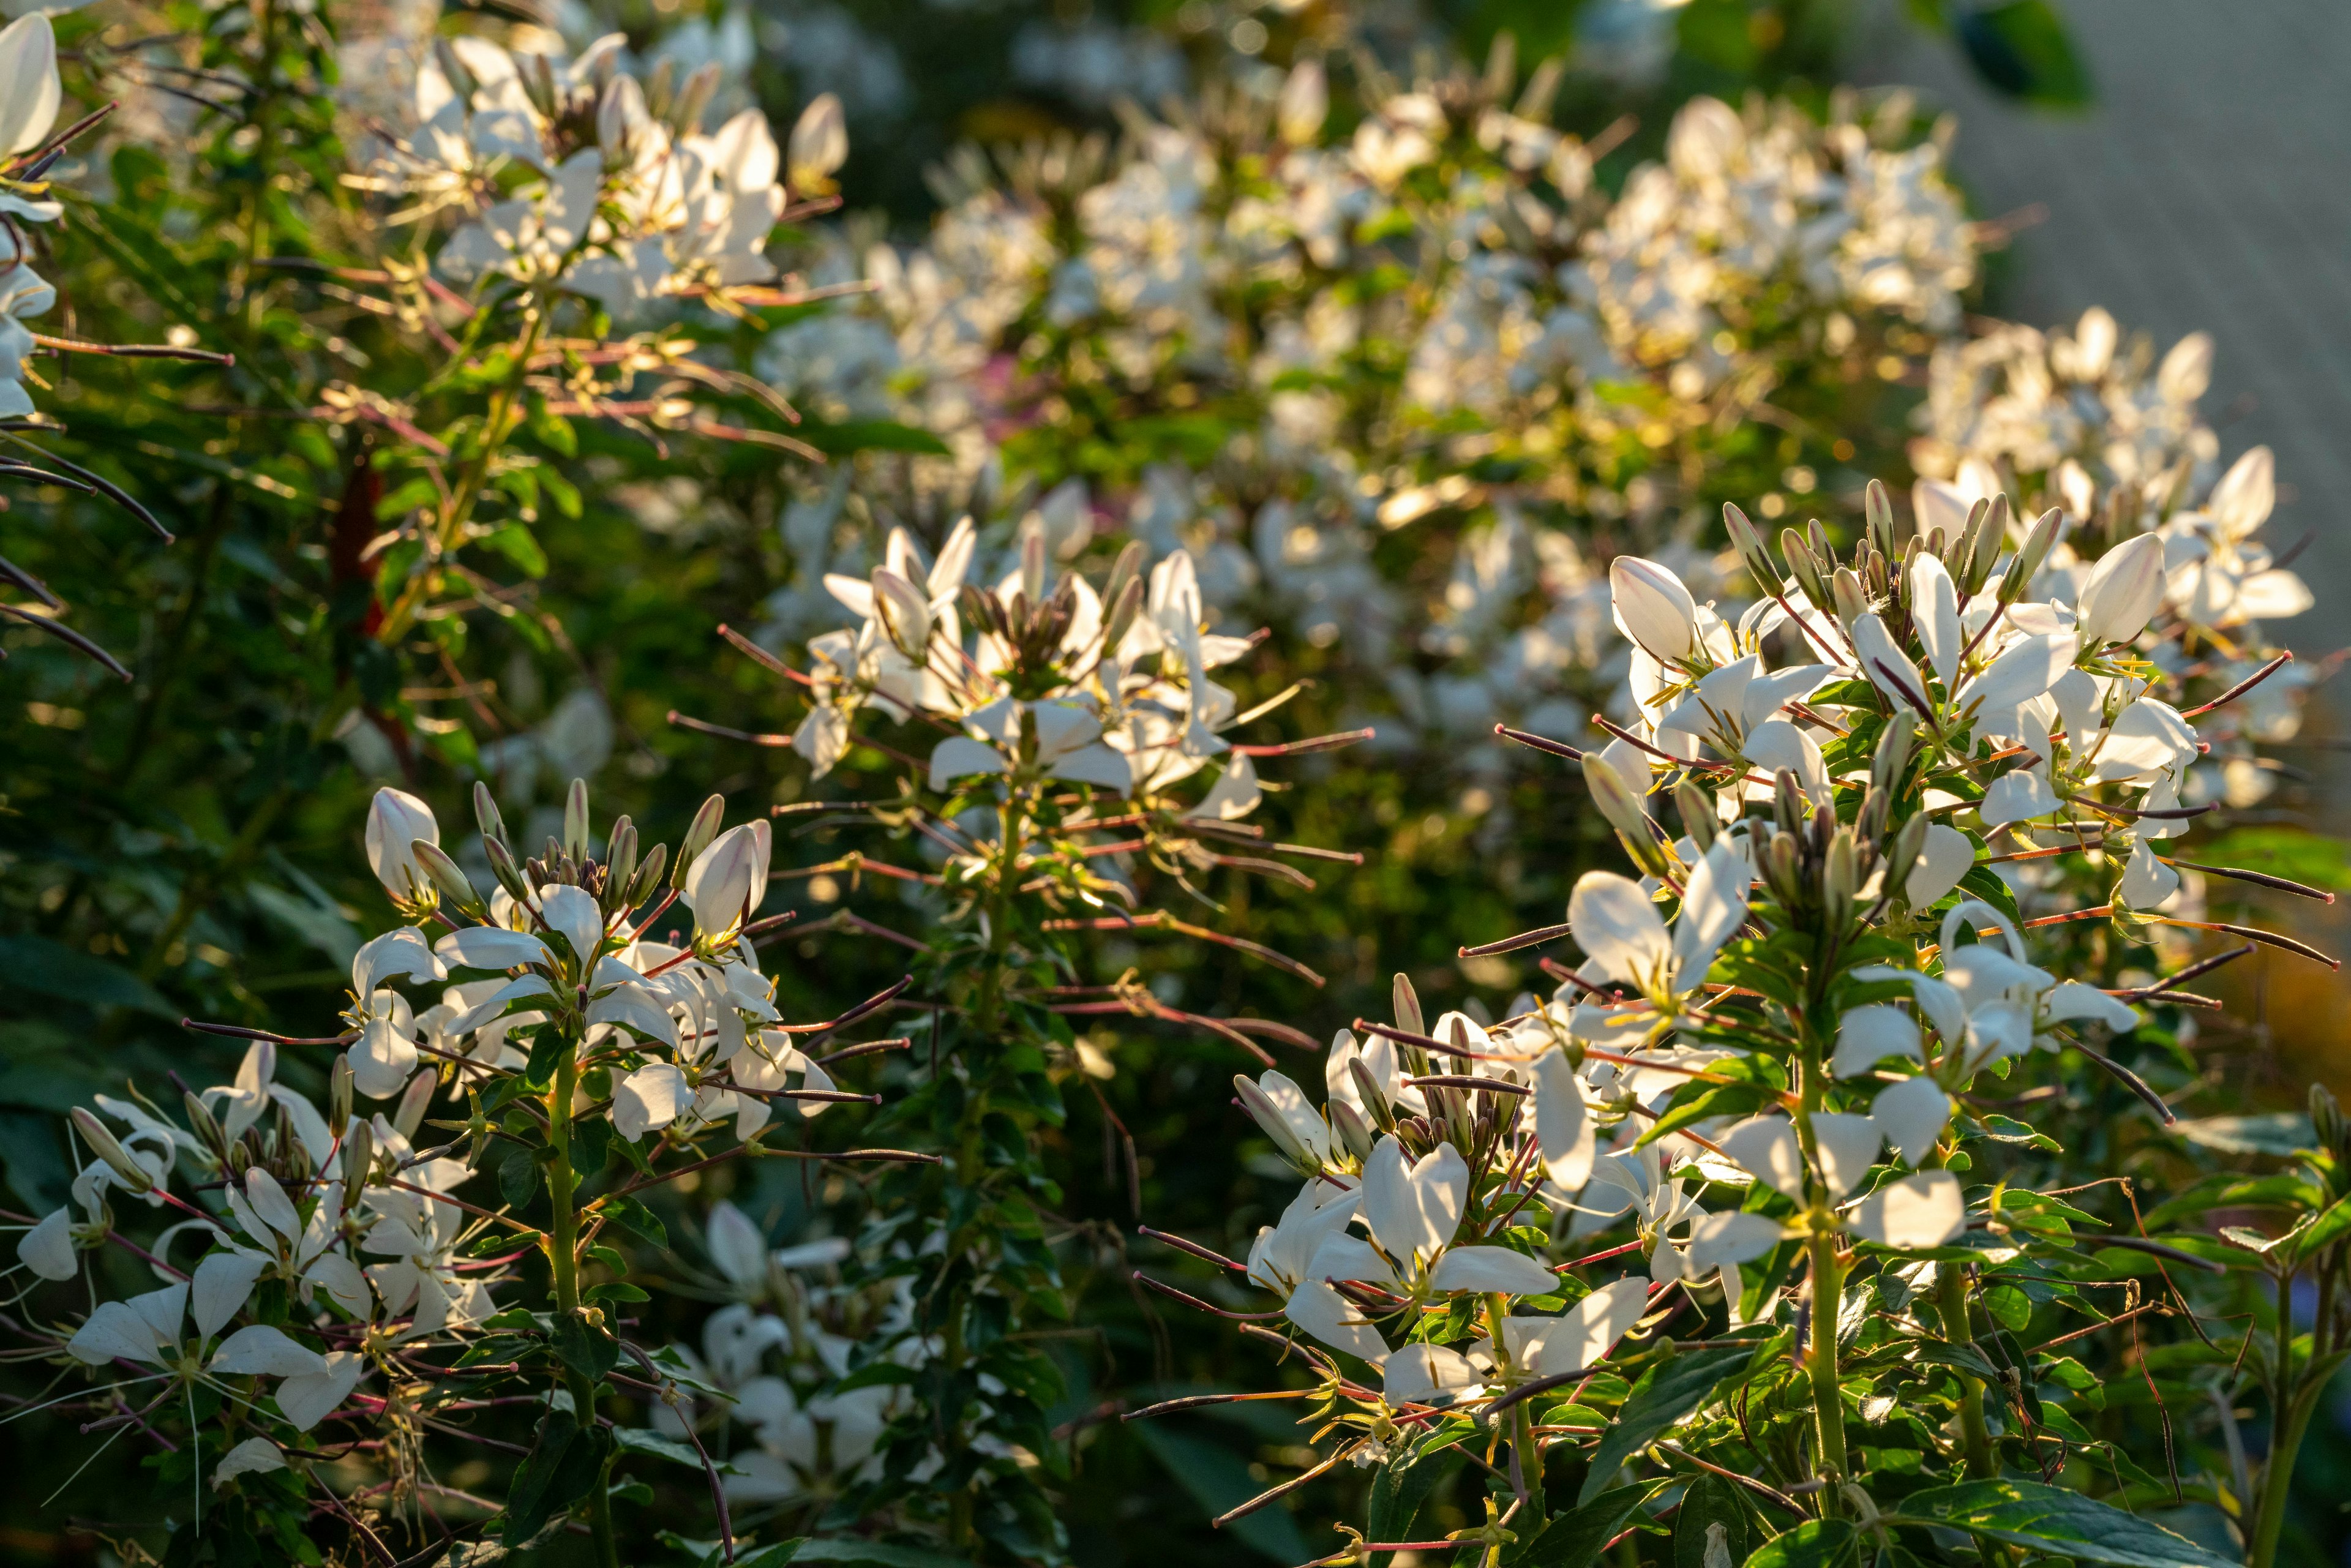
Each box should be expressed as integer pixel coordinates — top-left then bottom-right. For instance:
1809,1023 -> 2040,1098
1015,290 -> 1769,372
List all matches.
1936,1259 -> 1995,1478
548,1037 -> 621,1568
1791,1027 -> 1848,1486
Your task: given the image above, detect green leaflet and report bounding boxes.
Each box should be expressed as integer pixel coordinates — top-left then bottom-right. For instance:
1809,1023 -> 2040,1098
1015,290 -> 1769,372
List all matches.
1889,1479 -> 2238,1567
1365,1444 -> 1450,1568
1513,1482 -> 1661,1566
1578,1342 -> 1764,1503
1747,1520 -> 1858,1568
1673,1473 -> 1749,1568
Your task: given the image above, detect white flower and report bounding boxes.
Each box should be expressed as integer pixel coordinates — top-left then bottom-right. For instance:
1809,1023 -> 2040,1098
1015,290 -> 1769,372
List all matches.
212,1436 -> 288,1488
613,1062 -> 691,1140
1566,837 -> 1752,1007
2074,533 -> 2166,650
1488,1277 -> 1651,1378
685,821 -> 773,941
787,93 -> 847,192
1848,1171 -> 1967,1249
15,1205 -> 73,1280
1610,557 -> 1701,664
363,788 -> 440,910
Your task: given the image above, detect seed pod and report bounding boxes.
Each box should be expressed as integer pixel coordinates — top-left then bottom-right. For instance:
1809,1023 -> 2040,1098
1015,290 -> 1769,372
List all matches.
563,778 -> 591,861
70,1108 -> 151,1193
413,841 -> 488,920
474,780 -> 508,850
1392,972 -> 1425,1040
1674,780 -> 1718,853
674,795 -> 726,888
1864,479 -> 1897,562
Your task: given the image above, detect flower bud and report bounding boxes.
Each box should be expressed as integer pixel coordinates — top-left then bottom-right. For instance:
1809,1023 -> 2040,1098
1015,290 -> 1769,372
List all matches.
1019,519 -> 1047,606
1779,527 -> 1831,613
182,1090 -> 222,1154
1329,1098 -> 1375,1164
1772,770 -> 1805,836
413,841 -> 488,920
1763,831 -> 1805,909
1822,828 -> 1858,928
1855,784 -> 1888,847
674,795 -> 727,889
1723,503 -> 1778,592
629,841 -> 669,907
1864,479 -> 1896,563
1392,972 -> 1425,1039
329,1057 -> 354,1139
1870,717 -> 1916,798
2075,531 -> 2165,649
1883,812 -> 1930,902
70,1108 -> 151,1193
1277,58 -> 1328,145
1583,752 -> 1653,846
393,1070 -> 435,1140
604,818 -> 639,909
1965,495 -> 2009,594
343,1114 -> 373,1189
1349,1056 -> 1395,1132
1831,567 -> 1867,628
365,788 -> 441,913
474,781 -> 508,850
1674,781 -> 1718,853
1101,574 -> 1146,661
1232,1073 -> 1318,1174
789,92 -> 847,193
563,778 -> 591,862
685,820 -> 773,940
1609,557 -> 1700,664
485,835 -> 532,905
1948,497 -> 1989,586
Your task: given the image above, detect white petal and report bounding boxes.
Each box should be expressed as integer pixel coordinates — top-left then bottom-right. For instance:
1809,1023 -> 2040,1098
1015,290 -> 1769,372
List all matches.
2076,534 -> 2166,649
1429,1246 -> 1558,1297
612,1063 -> 689,1140
2044,980 -> 2138,1034
0,15 -> 61,157
1810,1112 -> 1882,1199
68,1300 -> 164,1365
1977,767 -> 2058,828
1957,634 -> 2074,721
707,1201 -> 768,1288
192,1250 -> 269,1338
1509,1277 -> 1650,1378
928,735 -> 1010,791
1532,1051 -> 1595,1190
212,1435 -> 288,1488
1909,554 -> 1962,687
1049,741 -> 1134,793
302,1253 -> 372,1318
1283,1279 -> 1389,1366
539,883 -> 607,964
1719,1116 -> 1805,1201
15,1206 -> 73,1280
2118,840 -> 2181,909
434,926 -> 554,971
449,973 -> 556,1036
1907,823 -> 1976,908
274,1351 -> 364,1431
587,982 -> 681,1048
1870,1076 -> 1954,1166
1848,1171 -> 1967,1249
1383,1343 -> 1485,1406
351,927 -> 445,996
1610,557 -> 1700,662
1568,872 -> 1672,989
210,1324 -> 328,1378
1686,1210 -> 1785,1272
242,1168 -> 302,1240
1670,839 -> 1753,986
1832,1005 -> 1922,1079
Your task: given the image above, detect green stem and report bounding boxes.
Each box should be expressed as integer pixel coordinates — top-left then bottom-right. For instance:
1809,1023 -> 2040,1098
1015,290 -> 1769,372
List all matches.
1791,1038 -> 1848,1487
549,1038 -> 620,1568
377,299 -> 549,642
1937,1259 -> 1995,1478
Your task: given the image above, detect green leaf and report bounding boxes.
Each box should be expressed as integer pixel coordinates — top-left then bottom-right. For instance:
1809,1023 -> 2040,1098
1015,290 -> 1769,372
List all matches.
584,1281 -> 650,1304
597,1193 -> 668,1249
1578,1342 -> 1761,1503
1747,1520 -> 1858,1568
0,936 -> 175,1016
481,523 -> 549,577
503,1408 -> 606,1545
2173,1113 -> 2317,1157
1673,1474 -> 1748,1568
1130,1422 -> 1311,1563
549,1310 -> 619,1382
1517,1483 -> 1660,1567
610,1426 -> 739,1474
783,1543 -> 970,1566
1365,1446 -> 1449,1568
1952,0 -> 2093,107
1890,1480 -> 2237,1567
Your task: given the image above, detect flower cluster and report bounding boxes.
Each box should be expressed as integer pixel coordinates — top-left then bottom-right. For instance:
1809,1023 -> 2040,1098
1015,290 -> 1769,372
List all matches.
1133,471 -> 2324,1563
758,56 -> 1976,756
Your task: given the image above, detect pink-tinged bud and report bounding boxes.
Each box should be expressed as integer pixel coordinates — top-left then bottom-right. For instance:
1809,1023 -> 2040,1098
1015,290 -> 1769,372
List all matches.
70,1107 -> 151,1193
